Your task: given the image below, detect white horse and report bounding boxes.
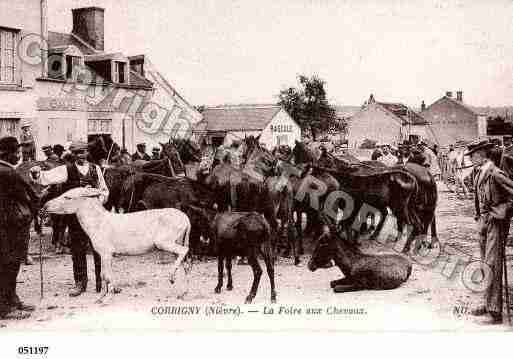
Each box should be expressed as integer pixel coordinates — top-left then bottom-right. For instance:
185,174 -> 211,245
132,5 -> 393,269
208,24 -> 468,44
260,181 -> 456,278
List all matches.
44,187 -> 191,302
447,148 -> 474,197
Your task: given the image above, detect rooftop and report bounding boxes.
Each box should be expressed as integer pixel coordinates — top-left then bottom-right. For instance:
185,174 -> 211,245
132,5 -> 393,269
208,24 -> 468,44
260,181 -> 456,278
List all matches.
202,105 -> 283,132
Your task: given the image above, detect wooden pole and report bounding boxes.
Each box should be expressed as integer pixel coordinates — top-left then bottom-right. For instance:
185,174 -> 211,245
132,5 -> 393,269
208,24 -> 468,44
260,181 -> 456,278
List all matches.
39,230 -> 43,300
504,242 -> 511,325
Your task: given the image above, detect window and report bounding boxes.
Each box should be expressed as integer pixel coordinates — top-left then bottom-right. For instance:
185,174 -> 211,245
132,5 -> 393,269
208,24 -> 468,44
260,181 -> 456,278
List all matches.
114,61 -> 126,84
0,118 -> 19,137
0,28 -> 17,84
88,119 -> 112,134
65,55 -> 82,79
276,134 -> 289,146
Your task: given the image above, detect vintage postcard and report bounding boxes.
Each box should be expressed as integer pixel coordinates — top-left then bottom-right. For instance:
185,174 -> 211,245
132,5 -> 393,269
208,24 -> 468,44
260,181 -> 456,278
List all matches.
1,0 -> 513,347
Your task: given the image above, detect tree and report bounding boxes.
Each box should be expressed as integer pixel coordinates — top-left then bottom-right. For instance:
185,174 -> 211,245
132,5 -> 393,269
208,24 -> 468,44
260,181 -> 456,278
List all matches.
278,75 -> 342,141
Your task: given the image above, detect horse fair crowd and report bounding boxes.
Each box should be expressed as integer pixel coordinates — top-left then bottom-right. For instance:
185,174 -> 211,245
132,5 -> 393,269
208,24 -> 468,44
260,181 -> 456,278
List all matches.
1,133 -> 512,325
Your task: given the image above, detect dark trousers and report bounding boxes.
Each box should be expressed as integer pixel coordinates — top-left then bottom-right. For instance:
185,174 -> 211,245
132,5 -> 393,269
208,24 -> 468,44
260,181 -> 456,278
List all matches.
0,260 -> 21,316
478,215 -> 507,314
68,216 -> 101,287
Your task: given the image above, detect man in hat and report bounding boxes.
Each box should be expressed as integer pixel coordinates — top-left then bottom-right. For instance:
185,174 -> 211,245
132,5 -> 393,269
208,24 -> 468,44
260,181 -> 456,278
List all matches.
19,122 -> 35,163
0,136 -> 39,319
30,141 -> 109,297
379,145 -> 398,166
132,143 -> 151,161
468,140 -> 513,324
41,145 -> 58,161
151,147 -> 161,161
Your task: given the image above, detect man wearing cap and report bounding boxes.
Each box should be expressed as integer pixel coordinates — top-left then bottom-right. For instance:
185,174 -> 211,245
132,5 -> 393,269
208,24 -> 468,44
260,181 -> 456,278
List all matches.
19,122 -> 35,163
151,147 -> 161,161
468,140 -> 513,324
0,136 -> 40,319
30,141 -> 109,297
41,145 -> 58,162
132,143 -> 151,161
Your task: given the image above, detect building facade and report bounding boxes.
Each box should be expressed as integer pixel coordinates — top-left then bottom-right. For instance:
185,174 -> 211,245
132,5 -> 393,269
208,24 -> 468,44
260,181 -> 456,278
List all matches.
198,104 -> 301,149
346,95 -> 427,148
0,1 -> 201,159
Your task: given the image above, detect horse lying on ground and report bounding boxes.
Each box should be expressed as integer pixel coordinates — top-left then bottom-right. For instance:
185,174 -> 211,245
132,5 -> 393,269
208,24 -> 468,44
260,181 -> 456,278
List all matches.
308,229 -> 412,292
44,187 -> 192,302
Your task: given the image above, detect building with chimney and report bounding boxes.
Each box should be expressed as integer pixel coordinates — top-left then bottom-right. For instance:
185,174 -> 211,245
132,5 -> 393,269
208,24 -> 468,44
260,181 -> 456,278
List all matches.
0,1 -> 201,159
346,94 -> 427,148
420,91 -> 513,148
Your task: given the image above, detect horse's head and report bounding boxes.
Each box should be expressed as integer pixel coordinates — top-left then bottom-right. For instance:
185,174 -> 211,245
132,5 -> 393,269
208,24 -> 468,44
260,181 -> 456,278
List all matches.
44,187 -> 102,215
292,140 -> 314,165
167,138 -> 202,163
245,143 -> 276,178
308,230 -> 335,272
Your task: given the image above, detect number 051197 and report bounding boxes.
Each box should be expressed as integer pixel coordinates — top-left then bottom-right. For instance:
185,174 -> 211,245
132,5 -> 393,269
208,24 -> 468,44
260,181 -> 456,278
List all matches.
17,346 -> 49,355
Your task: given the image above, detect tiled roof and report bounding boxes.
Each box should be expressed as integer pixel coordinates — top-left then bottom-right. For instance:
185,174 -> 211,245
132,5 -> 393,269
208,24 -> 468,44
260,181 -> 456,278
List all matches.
435,96 -> 513,121
47,31 -> 152,89
335,105 -> 361,119
377,102 -> 426,125
48,31 -> 96,55
202,105 -> 282,132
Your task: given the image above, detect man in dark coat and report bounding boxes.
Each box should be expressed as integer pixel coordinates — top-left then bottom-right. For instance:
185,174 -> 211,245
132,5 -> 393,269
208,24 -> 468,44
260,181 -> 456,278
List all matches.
132,143 -> 151,161
0,136 -> 39,320
468,140 -> 513,324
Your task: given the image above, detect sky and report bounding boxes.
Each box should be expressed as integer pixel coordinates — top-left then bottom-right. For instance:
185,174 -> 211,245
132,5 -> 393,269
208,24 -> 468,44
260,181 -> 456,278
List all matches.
48,0 -> 513,108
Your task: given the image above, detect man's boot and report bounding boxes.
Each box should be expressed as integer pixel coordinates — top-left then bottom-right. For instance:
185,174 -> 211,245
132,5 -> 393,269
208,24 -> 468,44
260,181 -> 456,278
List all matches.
69,281 -> 86,297
11,293 -> 35,312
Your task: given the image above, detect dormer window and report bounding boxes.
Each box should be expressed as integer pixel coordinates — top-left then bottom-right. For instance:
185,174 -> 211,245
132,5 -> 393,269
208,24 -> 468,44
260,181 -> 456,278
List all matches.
114,61 -> 126,84
47,45 -> 84,81
66,55 -> 81,79
85,52 -> 129,85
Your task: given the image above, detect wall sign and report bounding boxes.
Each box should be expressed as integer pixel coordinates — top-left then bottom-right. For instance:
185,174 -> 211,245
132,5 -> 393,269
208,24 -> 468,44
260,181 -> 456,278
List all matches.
270,124 -> 293,133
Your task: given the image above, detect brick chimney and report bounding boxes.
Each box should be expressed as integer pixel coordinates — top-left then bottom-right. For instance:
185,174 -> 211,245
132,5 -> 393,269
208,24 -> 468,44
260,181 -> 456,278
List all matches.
456,91 -> 463,102
445,91 -> 453,98
421,100 -> 426,111
72,7 -> 105,51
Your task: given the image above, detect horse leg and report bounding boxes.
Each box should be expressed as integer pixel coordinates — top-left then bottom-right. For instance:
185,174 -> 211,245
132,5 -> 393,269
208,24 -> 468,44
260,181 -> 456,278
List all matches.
93,249 -> 102,293
95,253 -> 112,304
295,209 -> 305,255
215,255 -> 224,294
333,282 -> 364,293
330,276 -> 353,288
261,244 -> 277,303
289,225 -> 300,266
429,216 -> 439,249
226,253 -> 233,291
245,251 -> 262,304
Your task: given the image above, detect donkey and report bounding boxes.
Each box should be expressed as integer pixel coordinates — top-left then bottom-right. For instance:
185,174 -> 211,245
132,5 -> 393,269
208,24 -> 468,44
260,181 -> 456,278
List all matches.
44,187 -> 192,302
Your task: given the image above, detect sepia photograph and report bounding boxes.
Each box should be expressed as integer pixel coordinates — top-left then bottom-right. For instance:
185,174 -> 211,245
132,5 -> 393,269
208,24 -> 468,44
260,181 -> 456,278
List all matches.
1,0 -> 513,349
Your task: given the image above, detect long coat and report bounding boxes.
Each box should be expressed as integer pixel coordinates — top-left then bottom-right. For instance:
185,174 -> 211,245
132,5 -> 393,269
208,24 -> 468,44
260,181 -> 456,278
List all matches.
0,160 -> 39,263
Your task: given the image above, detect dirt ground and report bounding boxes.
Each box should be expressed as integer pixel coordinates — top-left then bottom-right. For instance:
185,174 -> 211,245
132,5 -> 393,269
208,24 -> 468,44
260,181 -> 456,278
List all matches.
2,181 -> 513,332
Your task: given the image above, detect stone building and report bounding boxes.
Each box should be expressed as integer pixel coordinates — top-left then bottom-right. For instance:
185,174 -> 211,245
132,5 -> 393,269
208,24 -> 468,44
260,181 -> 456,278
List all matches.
197,104 -> 301,149
346,94 -> 427,148
421,91 -> 513,147
0,1 -> 201,159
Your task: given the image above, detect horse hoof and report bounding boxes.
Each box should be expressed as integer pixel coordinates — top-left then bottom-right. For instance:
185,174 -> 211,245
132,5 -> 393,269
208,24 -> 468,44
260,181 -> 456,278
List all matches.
215,287 -> 221,294
169,278 -> 175,285
227,285 -> 233,291
294,258 -> 301,266
112,287 -> 122,294
244,297 -> 253,304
